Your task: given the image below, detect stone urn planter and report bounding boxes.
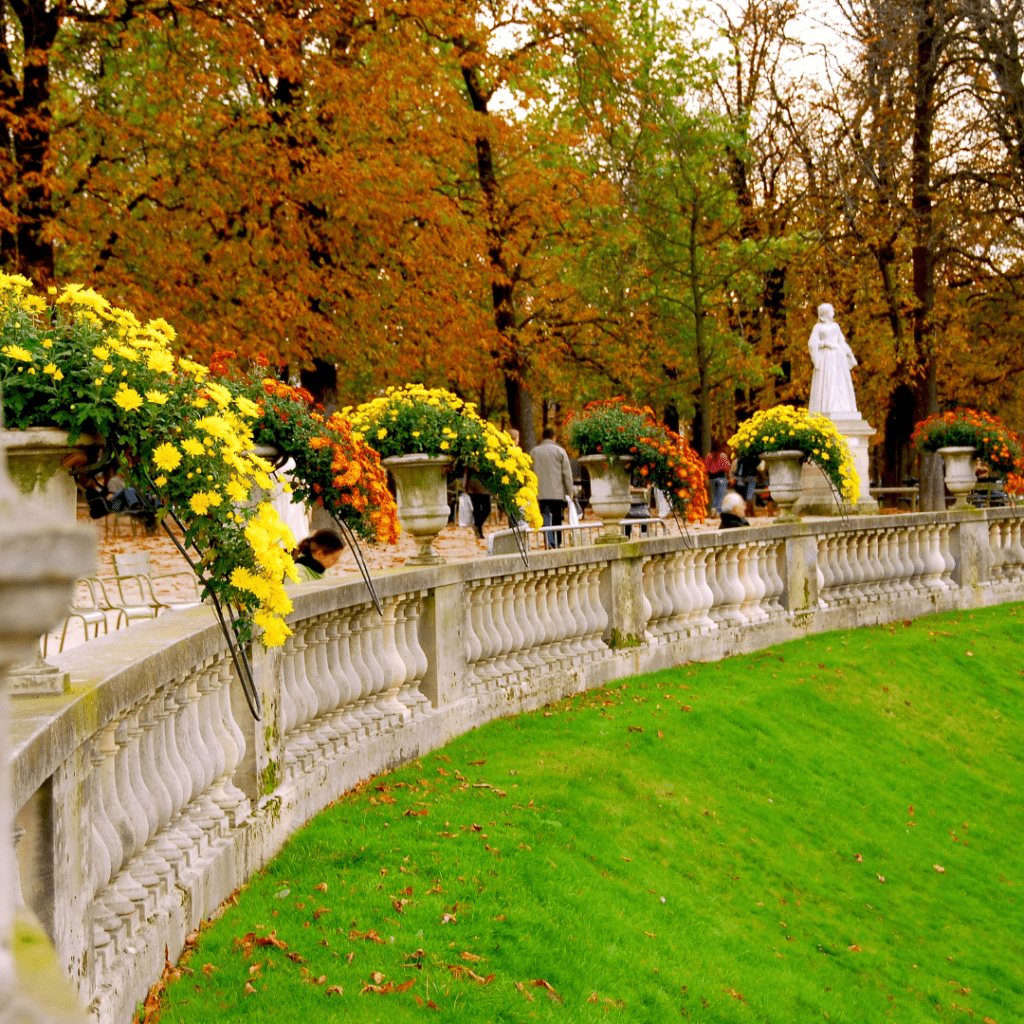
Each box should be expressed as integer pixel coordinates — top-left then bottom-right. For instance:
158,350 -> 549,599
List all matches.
937,446 -> 977,512
382,454 -> 452,565
578,454 -> 632,543
1,428 -> 96,695
1,428 -> 96,525
762,450 -> 805,523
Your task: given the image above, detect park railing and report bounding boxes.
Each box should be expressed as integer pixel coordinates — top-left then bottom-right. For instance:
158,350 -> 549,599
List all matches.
10,507 -> 1024,1024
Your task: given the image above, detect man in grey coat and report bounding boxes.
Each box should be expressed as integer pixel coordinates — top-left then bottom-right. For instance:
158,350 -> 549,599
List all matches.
529,427 -> 575,548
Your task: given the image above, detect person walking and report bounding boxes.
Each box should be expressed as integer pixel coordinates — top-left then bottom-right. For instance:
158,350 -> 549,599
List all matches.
704,439 -> 731,517
529,426 -> 575,548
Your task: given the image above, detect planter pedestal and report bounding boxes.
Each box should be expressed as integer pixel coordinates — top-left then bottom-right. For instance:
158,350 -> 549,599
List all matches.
383,454 -> 452,565
793,413 -> 878,516
938,446 -> 977,511
579,455 -> 632,543
1,429 -> 96,695
763,450 -> 805,523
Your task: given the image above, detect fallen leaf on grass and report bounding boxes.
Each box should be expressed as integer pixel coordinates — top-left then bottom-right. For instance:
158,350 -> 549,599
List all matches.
201,963 -> 219,977
404,809 -> 428,817
515,981 -> 534,1002
984,1018 -> 1000,1024
848,945 -> 862,952
621,856 -> 632,862
285,952 -> 307,964
441,913 -> 457,925
314,882 -> 328,893
877,874 -> 886,883
326,986 -> 343,996
234,930 -> 288,958
681,706 -> 692,712
628,726 -> 643,733
588,992 -> 598,1003
657,730 -> 664,738
392,899 -> 411,914
644,931 -> 657,938
346,952 -> 355,964
414,995 -> 440,1010
724,988 -> 745,1002
313,907 -> 331,920
469,759 -> 486,765
461,951 -> 484,962
532,979 -> 562,1002
349,929 -> 387,944
244,982 -> 257,995
934,865 -> 946,873
855,853 -> 863,862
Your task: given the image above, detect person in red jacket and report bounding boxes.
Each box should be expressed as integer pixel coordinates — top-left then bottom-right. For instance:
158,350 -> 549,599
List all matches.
704,440 -> 731,516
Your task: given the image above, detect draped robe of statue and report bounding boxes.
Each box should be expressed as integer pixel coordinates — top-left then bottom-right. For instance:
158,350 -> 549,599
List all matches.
794,303 -> 878,514
808,313 -> 858,415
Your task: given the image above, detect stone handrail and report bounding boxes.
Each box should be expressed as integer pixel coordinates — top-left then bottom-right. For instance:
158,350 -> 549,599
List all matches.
10,508 -> 1024,1024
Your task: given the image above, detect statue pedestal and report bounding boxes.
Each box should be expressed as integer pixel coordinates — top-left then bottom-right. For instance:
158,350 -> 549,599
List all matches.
794,412 -> 878,515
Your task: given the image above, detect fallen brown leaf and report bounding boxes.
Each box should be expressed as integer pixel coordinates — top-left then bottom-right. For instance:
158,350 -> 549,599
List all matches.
314,882 -> 328,893
724,987 -> 745,1002
326,985 -> 343,996
244,982 -> 257,995
934,865 -> 946,873
848,945 -> 862,952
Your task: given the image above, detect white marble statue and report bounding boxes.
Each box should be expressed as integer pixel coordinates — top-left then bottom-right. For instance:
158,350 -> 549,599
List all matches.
808,303 -> 858,415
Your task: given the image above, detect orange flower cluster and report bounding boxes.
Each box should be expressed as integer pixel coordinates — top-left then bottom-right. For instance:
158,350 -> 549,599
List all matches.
913,408 -> 1024,477
248,376 -> 399,544
566,397 -> 707,522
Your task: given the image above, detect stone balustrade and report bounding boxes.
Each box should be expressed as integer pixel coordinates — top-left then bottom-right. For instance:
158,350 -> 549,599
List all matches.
10,507 -> 1024,1024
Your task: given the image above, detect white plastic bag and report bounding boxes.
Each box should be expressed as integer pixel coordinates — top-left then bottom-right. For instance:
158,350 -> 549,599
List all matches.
653,486 -> 671,518
458,492 -> 474,528
566,494 -> 580,527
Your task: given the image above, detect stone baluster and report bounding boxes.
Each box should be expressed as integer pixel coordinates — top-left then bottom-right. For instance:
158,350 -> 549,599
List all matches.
138,698 -> 184,874
532,573 -> 557,664
578,567 -> 605,655
501,578 -> 527,678
673,550 -> 698,633
213,660 -> 251,824
483,580 -> 512,682
289,625 -> 325,760
909,528 -> 929,590
921,525 -> 946,589
746,544 -> 769,623
831,534 -> 850,603
566,566 -> 592,658
277,635 -> 302,774
989,523 -> 1006,581
718,546 -> 747,624
873,529 -> 894,594
703,549 -> 725,623
689,550 -> 716,632
355,606 -> 387,731
131,701 -> 177,894
863,531 -> 883,597
847,533 -> 869,602
816,537 -> 835,606
643,559 -> 664,638
893,528 -> 912,594
397,594 -> 432,716
390,597 -> 418,718
512,576 -> 541,669
333,610 -> 370,741
463,584 -> 486,687
187,669 -> 229,838
192,665 -> 231,839
363,606 -> 392,725
938,523 -> 957,586
553,572 -> 576,660
304,617 -> 343,752
160,686 -> 205,865
372,597 -> 411,724
319,616 -> 354,749
658,552 -> 685,639
1008,519 -> 1024,580
474,578 -> 500,682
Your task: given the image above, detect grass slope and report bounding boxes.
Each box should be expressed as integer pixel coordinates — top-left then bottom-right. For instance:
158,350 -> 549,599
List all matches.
156,604 -> 1024,1023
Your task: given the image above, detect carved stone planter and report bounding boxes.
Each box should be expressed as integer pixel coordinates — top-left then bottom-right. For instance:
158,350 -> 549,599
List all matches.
763,450 -> 805,523
2,429 -> 96,695
1,428 -> 95,525
938,446 -> 977,512
579,454 -> 632,543
382,454 -> 452,565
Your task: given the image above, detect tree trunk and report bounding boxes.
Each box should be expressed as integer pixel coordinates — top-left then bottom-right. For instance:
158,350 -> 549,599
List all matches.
910,0 -> 943,510
299,358 -> 338,415
505,375 -> 536,452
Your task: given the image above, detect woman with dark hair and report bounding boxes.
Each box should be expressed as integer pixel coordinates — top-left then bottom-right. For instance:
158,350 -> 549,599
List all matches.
292,529 -> 344,582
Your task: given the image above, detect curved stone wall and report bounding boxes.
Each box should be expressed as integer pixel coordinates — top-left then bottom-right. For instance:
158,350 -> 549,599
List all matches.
10,509 -> 1024,1024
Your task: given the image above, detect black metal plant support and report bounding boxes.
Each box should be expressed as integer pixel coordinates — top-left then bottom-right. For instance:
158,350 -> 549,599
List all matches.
329,513 -> 382,616
121,475 -> 263,719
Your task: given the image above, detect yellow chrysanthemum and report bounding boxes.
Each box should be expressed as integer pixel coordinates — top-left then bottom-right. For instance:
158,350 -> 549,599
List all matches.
146,390 -> 169,405
113,386 -> 143,412
153,443 -> 182,472
182,437 -> 205,457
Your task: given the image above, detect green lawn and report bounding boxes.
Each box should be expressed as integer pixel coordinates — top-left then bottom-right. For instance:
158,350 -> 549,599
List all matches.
155,604 -> 1024,1023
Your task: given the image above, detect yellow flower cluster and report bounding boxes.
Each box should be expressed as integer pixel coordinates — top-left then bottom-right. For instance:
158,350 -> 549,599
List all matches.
349,383 -> 542,529
0,273 -> 300,648
729,406 -> 860,505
